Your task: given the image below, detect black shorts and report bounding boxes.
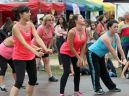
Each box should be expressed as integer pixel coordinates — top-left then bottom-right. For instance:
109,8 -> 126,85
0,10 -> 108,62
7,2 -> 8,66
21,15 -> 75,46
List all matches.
0,55 -> 15,73
42,54 -> 49,58
35,53 -> 49,58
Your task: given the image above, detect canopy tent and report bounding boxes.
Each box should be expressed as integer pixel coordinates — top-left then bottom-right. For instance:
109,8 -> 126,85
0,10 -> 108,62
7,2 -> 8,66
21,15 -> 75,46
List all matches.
87,0 -> 115,12
0,1 -> 65,12
65,2 -> 86,12
40,2 -> 65,12
0,1 -> 65,26
0,1 -> 39,12
0,1 -> 39,26
65,0 -> 103,11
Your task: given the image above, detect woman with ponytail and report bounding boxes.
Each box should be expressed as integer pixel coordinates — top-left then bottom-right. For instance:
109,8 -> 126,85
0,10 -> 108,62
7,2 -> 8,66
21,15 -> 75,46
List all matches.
9,5 -> 51,96
59,14 -> 87,96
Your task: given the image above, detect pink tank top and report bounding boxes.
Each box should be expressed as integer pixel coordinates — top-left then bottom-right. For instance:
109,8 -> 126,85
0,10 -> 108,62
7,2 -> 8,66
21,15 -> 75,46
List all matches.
60,28 -> 87,57
31,25 -> 54,47
0,43 -> 13,60
12,23 -> 35,60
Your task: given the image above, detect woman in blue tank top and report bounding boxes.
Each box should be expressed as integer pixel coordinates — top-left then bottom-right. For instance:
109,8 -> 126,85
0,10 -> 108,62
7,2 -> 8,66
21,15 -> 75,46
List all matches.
87,20 -> 127,95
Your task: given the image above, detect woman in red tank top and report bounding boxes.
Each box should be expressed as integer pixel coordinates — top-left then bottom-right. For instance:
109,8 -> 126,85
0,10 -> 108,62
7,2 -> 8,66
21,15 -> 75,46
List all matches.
59,14 -> 87,96
9,5 -> 51,96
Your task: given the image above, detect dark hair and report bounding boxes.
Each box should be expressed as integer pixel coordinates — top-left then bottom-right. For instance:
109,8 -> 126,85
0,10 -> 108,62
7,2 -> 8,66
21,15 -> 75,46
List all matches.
56,16 -> 67,31
107,20 -> 118,30
98,15 -> 104,22
39,17 -> 43,21
118,17 -> 125,21
12,5 -> 30,20
3,17 -> 13,33
68,14 -> 79,31
90,21 -> 97,30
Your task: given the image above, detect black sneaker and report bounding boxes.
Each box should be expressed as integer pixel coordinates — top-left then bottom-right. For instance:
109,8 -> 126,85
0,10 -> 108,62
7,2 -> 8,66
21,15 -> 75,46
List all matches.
35,82 -> 39,85
21,85 -> 26,89
95,89 -> 105,95
48,76 -> 58,82
109,88 -> 121,92
0,87 -> 8,92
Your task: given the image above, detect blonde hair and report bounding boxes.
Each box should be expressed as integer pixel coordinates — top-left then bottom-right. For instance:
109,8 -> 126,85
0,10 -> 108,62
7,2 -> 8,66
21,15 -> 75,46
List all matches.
42,14 -> 55,25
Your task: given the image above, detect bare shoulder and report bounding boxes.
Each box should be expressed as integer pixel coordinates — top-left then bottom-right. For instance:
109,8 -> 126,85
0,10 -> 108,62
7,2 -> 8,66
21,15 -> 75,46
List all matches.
101,33 -> 109,42
68,28 -> 75,35
27,21 -> 35,28
12,23 -> 19,31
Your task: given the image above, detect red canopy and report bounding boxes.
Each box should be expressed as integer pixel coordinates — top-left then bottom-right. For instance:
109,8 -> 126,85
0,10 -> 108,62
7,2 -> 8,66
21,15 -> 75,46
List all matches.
0,1 -> 39,12
40,2 -> 65,12
0,1 -> 65,26
52,3 -> 65,12
40,2 -> 52,12
0,1 -> 39,26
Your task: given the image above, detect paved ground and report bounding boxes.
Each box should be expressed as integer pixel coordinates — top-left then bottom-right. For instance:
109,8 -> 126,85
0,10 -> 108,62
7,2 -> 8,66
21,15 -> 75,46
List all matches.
1,55 -> 128,96
1,73 -> 129,96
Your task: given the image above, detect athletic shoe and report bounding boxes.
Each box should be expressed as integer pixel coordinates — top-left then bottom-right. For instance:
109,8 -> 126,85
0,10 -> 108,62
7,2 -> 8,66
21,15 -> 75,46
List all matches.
49,76 -> 58,82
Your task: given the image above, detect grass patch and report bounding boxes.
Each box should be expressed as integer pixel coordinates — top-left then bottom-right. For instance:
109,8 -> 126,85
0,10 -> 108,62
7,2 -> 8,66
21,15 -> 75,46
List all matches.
116,67 -> 122,77
7,65 -> 122,77
51,65 -> 63,76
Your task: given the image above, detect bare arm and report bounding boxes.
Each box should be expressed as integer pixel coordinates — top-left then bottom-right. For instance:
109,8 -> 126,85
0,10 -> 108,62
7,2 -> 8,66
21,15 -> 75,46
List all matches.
12,25 -> 39,56
3,36 -> 13,47
30,23 -> 47,52
61,31 -> 67,35
80,39 -> 87,58
102,35 -> 121,63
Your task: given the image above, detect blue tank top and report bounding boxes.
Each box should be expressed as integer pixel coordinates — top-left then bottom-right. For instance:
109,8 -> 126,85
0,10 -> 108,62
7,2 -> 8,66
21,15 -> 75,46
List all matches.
88,32 -> 117,57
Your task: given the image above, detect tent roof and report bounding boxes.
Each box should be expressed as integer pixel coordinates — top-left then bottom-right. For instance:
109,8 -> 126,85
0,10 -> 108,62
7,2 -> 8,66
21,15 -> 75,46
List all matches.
65,0 -> 103,11
87,0 -> 115,12
0,1 -> 39,12
40,2 -> 65,12
0,1 -> 65,12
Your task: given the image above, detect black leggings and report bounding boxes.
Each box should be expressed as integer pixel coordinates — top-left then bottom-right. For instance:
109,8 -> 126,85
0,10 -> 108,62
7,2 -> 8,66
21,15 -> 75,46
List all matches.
0,55 -> 15,76
56,37 -> 65,65
87,51 -> 116,92
60,54 -> 80,94
13,59 -> 37,89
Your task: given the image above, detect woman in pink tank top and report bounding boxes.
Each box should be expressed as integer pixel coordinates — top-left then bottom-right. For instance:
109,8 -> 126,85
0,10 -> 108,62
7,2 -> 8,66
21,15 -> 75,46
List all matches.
0,36 -> 15,92
59,14 -> 87,96
31,14 -> 58,82
10,5 -> 51,96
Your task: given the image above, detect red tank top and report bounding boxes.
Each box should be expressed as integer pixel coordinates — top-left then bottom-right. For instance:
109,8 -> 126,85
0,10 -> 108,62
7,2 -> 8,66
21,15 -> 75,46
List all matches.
12,23 -> 35,60
60,28 -> 87,57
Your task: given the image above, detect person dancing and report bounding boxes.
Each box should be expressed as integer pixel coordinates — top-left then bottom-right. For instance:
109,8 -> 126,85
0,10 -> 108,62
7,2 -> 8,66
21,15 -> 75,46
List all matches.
87,20 -> 127,95
9,5 -> 50,96
59,14 -> 87,96
32,14 -> 58,82
0,36 -> 15,92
